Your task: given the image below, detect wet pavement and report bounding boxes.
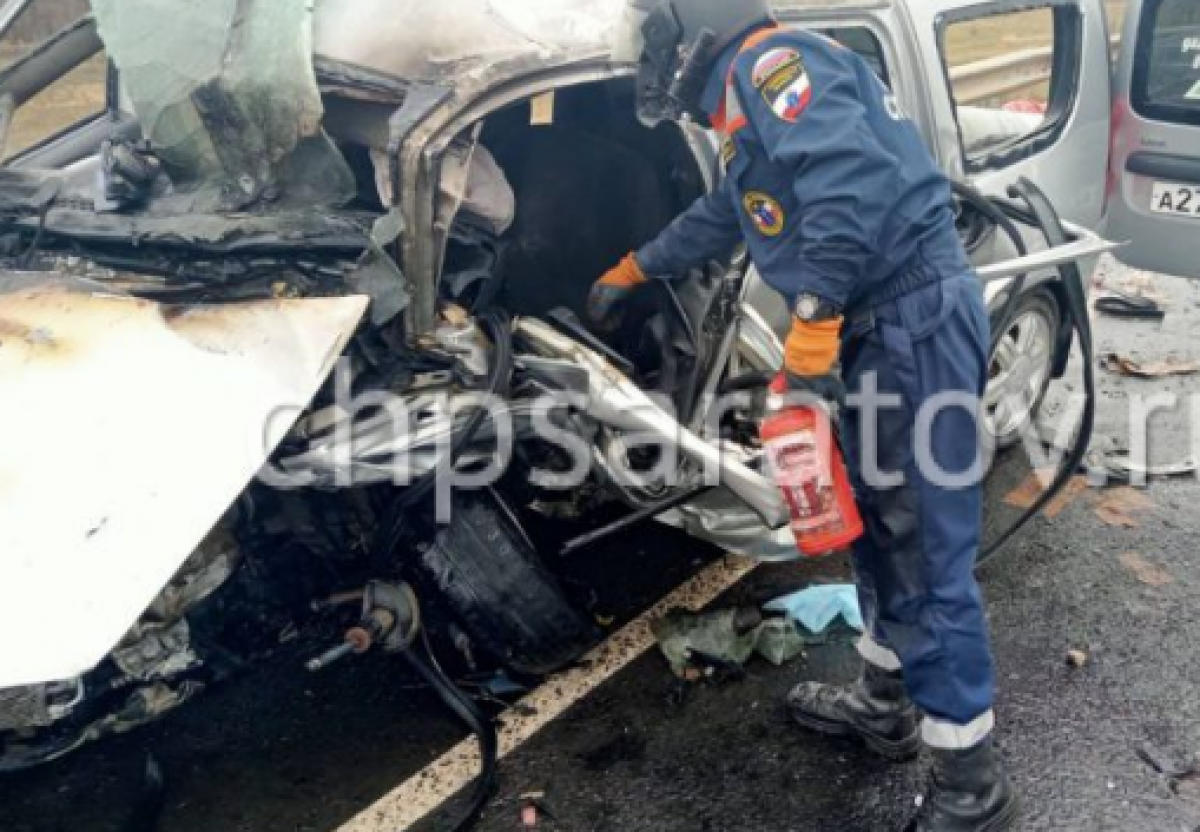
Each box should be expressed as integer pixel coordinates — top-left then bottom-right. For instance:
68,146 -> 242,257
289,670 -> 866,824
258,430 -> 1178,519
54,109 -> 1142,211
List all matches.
4,259 -> 1200,832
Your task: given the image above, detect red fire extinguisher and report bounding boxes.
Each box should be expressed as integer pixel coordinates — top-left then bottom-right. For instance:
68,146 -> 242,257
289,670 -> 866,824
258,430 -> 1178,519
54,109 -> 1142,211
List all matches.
761,378 -> 863,557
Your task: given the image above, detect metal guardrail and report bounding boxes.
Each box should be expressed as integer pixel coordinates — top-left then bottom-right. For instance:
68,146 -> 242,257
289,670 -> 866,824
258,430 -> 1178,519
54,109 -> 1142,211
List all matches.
952,34 -> 1123,106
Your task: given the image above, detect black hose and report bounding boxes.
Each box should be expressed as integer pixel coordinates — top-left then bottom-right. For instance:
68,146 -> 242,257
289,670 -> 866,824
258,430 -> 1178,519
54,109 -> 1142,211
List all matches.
979,177 -> 1095,560
122,755 -> 165,832
717,370 -> 774,394
364,314 -> 512,829
401,644 -> 498,832
951,180 -> 1030,342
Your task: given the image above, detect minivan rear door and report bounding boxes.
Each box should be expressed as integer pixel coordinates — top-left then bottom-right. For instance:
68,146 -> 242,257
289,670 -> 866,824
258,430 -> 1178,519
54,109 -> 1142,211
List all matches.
1108,0 -> 1200,278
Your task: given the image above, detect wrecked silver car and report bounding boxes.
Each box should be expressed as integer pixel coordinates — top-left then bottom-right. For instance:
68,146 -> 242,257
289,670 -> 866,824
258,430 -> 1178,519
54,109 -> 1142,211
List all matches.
0,0 -> 1113,768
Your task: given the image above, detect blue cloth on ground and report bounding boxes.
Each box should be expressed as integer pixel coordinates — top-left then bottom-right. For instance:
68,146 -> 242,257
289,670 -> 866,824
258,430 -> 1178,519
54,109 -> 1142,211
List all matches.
764,585 -> 863,634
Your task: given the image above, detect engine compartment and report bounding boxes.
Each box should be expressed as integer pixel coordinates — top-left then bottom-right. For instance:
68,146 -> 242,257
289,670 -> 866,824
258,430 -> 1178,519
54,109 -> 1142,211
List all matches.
0,77 -> 732,769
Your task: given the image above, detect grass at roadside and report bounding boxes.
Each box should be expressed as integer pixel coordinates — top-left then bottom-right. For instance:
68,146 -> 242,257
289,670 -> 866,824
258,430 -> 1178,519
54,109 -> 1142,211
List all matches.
946,0 -> 1129,67
3,50 -> 106,158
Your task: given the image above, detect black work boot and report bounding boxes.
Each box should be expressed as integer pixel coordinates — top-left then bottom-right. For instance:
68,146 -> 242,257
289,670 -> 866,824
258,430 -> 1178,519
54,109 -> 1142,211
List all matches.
787,663 -> 921,760
905,737 -> 1019,832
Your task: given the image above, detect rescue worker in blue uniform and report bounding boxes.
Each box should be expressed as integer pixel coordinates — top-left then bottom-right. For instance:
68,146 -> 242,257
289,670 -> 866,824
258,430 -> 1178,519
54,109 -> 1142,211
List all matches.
590,3 -> 1018,830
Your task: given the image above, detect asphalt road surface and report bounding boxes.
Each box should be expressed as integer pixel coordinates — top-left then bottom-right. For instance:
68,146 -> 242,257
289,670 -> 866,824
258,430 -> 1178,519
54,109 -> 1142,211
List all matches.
3,258 -> 1200,832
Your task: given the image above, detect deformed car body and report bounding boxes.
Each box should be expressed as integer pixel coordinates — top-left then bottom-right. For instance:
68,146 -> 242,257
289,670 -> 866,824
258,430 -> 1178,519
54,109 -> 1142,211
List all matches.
0,0 -> 1151,768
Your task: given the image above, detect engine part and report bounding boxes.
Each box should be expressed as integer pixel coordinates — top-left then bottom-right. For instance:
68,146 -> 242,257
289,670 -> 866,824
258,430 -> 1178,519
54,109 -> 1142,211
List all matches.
431,306 -> 491,377
516,317 -> 788,528
306,582 -> 496,832
306,582 -> 421,671
414,490 -> 598,675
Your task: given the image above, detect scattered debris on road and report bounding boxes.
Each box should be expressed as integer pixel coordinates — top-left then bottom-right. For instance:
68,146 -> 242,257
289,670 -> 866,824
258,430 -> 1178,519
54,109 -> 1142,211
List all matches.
755,618 -> 809,666
1066,649 -> 1089,668
652,606 -> 806,681
1004,472 -> 1089,518
1094,293 -> 1166,320
1101,353 -> 1199,378
520,791 -> 554,828
653,607 -> 761,679
1136,742 -> 1197,780
1093,487 -> 1156,529
1087,449 -> 1197,486
1093,269 -> 1166,306
1118,552 -> 1174,587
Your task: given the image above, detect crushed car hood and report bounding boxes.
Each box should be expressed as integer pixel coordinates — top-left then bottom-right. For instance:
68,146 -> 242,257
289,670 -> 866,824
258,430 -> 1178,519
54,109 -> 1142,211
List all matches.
0,279 -> 367,688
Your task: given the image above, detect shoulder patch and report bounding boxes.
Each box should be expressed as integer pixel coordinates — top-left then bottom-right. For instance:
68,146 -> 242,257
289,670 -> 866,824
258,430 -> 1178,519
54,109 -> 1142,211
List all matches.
751,48 -> 801,88
756,52 -> 812,123
743,191 -> 785,237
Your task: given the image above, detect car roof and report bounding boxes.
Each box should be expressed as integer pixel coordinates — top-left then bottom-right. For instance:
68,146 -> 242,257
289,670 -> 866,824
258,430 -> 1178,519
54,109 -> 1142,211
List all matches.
314,0 -> 894,90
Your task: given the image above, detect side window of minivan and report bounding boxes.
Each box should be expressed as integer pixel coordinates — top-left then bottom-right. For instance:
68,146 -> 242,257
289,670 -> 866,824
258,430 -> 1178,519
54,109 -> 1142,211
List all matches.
1132,0 -> 1200,127
936,1 -> 1086,174
1,0 -> 107,161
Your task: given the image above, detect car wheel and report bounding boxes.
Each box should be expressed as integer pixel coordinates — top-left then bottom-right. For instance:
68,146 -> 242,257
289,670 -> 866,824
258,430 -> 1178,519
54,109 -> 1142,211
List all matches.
984,290 -> 1060,449
416,490 -> 599,676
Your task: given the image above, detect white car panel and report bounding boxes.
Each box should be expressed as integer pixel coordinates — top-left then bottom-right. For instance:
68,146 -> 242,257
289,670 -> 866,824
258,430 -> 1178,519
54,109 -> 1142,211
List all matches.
0,285 -> 367,687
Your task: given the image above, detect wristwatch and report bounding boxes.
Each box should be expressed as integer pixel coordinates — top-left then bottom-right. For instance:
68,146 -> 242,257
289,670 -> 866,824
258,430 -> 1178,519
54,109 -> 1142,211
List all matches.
793,292 -> 841,322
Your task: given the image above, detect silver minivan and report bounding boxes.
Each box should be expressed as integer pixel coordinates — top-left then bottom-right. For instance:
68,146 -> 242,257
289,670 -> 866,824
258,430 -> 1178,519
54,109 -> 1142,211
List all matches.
1109,0 -> 1200,278
0,0 -> 1182,770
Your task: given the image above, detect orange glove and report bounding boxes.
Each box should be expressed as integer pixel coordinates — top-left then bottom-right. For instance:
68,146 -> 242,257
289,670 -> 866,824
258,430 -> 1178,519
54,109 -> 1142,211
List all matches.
587,253 -> 648,326
784,317 -> 843,377
783,316 -> 846,405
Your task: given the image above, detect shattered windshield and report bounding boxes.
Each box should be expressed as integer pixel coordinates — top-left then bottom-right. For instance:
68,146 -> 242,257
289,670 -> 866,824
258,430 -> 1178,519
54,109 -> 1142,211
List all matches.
91,0 -> 354,210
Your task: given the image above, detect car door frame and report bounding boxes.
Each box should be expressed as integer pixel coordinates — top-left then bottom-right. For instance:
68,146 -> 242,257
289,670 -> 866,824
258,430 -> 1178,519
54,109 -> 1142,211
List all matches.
0,1 -> 132,170
904,0 -> 1113,232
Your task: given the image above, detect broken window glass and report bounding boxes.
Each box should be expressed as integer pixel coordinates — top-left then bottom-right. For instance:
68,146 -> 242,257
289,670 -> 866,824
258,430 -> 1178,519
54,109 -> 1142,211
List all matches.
91,0 -> 353,210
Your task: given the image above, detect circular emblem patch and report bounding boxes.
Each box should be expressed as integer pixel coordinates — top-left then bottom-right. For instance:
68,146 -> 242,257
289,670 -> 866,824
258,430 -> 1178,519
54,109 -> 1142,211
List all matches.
743,191 -> 785,237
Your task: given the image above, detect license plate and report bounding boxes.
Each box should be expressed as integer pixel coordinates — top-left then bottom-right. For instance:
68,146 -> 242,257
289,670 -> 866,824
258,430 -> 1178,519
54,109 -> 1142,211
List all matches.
1150,182 -> 1200,218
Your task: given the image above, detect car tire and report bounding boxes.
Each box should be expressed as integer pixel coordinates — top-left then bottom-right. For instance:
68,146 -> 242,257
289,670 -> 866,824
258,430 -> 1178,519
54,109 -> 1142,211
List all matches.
985,289 -> 1060,449
415,491 -> 599,676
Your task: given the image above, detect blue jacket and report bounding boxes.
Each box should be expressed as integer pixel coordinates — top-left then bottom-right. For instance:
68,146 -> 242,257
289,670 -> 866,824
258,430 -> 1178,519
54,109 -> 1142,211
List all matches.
635,28 -> 968,312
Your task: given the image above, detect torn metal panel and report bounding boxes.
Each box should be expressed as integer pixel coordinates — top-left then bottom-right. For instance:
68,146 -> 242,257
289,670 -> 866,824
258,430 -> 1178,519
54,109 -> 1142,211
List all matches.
0,279 -> 367,688
111,525 -> 241,682
111,620 -> 199,682
515,318 -> 788,528
659,494 -> 802,562
91,0 -> 354,210
350,213 -> 412,326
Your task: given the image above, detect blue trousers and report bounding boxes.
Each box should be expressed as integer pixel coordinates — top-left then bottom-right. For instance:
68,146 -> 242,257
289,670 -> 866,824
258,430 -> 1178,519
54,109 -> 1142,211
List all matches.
840,273 -> 995,728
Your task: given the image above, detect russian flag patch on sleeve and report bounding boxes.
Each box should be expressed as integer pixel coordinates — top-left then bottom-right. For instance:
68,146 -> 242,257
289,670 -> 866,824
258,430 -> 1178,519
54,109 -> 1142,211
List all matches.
753,48 -> 812,123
